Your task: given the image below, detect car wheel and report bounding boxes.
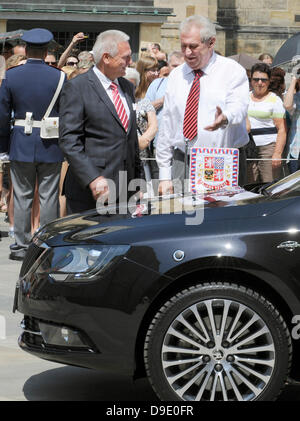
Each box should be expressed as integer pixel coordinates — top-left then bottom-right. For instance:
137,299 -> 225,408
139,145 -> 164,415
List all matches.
144,282 -> 292,401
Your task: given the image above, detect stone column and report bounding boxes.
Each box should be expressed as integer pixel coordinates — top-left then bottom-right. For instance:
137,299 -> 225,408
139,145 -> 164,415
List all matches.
139,23 -> 162,57
0,20 -> 7,33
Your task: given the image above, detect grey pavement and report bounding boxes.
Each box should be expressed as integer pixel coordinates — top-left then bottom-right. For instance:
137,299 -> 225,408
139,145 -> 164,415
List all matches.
0,211 -> 157,401
0,211 -> 300,401
0,211 -> 62,401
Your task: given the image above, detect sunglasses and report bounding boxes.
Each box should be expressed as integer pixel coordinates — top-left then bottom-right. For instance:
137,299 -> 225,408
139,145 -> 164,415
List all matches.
46,61 -> 56,65
66,62 -> 78,66
252,77 -> 269,83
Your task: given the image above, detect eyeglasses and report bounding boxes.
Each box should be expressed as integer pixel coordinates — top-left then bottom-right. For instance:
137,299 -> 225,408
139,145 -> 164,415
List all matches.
45,61 -> 56,65
147,68 -> 159,73
252,77 -> 269,83
66,62 -> 78,66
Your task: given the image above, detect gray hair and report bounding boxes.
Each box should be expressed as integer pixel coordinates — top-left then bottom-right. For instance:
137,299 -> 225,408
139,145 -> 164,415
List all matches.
78,50 -> 93,61
179,15 -> 216,42
167,50 -> 184,64
93,30 -> 130,64
78,59 -> 93,70
124,67 -> 140,87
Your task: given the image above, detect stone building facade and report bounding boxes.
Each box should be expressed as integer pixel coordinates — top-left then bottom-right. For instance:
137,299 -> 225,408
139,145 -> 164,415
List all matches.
0,0 -> 299,60
156,0 -> 300,59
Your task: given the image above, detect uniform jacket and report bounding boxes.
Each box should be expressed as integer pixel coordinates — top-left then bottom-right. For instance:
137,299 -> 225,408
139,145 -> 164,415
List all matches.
59,67 -> 141,202
0,59 -> 65,163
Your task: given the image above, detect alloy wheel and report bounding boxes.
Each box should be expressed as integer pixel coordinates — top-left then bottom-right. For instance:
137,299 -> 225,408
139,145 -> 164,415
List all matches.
161,298 -> 275,401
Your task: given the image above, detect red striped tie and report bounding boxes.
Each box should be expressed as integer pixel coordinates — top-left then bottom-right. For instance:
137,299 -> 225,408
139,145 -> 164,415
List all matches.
183,69 -> 203,141
110,82 -> 129,131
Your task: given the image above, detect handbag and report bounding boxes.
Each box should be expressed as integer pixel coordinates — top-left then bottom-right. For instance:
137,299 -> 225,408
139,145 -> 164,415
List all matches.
245,132 -> 258,159
40,71 -> 65,139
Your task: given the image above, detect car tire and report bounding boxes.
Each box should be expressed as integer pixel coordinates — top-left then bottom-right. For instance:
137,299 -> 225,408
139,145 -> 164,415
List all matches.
144,282 -> 292,401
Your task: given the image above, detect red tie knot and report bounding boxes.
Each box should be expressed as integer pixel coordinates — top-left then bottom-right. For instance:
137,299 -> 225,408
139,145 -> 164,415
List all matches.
194,69 -> 204,78
110,82 -> 118,91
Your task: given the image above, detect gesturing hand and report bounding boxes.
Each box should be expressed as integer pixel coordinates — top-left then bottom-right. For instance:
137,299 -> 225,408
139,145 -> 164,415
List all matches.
204,106 -> 228,131
158,180 -> 174,196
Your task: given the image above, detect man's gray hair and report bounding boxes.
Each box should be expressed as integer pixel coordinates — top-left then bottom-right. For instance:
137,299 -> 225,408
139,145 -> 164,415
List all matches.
179,15 -> 216,42
93,30 -> 130,64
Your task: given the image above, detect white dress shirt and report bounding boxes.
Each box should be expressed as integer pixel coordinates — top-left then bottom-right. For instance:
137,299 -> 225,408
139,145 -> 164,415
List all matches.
156,52 -> 249,180
93,65 -> 130,118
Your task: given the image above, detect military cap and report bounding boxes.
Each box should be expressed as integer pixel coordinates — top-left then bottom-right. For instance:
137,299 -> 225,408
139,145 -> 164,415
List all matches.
21,28 -> 53,46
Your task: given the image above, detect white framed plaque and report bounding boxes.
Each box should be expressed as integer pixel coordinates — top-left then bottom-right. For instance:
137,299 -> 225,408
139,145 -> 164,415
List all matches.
189,147 -> 239,193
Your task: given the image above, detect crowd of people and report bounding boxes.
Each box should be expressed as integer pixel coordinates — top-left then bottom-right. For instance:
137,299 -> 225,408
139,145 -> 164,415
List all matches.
0,16 -> 299,261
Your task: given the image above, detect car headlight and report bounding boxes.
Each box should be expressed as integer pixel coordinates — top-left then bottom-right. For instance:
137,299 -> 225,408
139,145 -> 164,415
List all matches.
44,245 -> 130,282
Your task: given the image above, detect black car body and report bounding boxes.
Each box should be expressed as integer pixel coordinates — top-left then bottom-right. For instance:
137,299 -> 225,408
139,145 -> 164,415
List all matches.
14,172 -> 300,401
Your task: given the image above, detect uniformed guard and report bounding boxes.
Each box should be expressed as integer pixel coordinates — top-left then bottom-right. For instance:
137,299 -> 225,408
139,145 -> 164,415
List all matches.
0,28 -> 66,260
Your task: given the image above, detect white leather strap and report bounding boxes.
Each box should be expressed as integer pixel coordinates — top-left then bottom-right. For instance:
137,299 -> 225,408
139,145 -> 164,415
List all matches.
14,71 -> 64,130
43,71 -> 65,119
14,119 -> 42,128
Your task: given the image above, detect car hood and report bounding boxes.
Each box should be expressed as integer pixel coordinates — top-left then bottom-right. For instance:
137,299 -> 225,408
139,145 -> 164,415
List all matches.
34,188 -> 293,247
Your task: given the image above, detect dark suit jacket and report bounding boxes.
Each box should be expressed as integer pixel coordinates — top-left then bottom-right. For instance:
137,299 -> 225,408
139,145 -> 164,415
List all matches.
59,68 -> 141,209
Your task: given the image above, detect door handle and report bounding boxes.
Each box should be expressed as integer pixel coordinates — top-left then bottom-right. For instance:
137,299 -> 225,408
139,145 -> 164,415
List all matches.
277,241 -> 300,252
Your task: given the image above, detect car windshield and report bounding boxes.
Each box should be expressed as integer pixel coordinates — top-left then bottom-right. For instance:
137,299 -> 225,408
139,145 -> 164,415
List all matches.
263,170 -> 300,198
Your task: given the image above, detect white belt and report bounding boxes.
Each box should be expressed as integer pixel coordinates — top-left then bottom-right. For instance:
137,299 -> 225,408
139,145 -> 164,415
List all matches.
14,119 -> 42,128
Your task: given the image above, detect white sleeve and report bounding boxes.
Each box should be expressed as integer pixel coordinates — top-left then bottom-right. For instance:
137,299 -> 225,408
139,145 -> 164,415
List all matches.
223,64 -> 249,126
155,78 -> 175,180
272,95 -> 286,118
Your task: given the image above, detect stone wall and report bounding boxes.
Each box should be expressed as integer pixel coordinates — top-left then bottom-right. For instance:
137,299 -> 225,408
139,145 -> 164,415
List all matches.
216,0 -> 300,57
1,0 -> 299,60
151,0 -> 300,58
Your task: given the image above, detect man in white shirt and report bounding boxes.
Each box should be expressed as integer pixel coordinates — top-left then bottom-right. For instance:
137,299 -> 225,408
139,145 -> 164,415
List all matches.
156,15 -> 249,194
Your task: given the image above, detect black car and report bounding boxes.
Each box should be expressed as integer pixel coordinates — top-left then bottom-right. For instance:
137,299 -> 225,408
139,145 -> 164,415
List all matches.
14,171 -> 300,401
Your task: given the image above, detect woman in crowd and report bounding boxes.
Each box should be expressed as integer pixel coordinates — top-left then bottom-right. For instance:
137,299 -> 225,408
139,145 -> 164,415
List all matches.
5,54 -> 27,69
77,59 -> 93,74
61,64 -> 79,80
157,59 -> 169,78
258,53 -> 273,66
270,67 -> 286,100
57,32 -> 87,68
135,55 -> 159,99
125,62 -> 158,194
125,66 -> 158,152
65,55 -> 79,67
135,57 -> 159,188
283,71 -> 300,173
247,62 -> 287,183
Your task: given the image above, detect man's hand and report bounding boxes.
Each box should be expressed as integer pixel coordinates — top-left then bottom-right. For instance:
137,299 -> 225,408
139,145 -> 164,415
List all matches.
272,152 -> 282,168
158,180 -> 174,196
89,176 -> 109,202
204,106 -> 228,131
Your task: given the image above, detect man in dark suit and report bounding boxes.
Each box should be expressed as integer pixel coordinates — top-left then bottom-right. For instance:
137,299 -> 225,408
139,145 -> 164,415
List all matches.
59,29 -> 141,214
0,28 -> 65,260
